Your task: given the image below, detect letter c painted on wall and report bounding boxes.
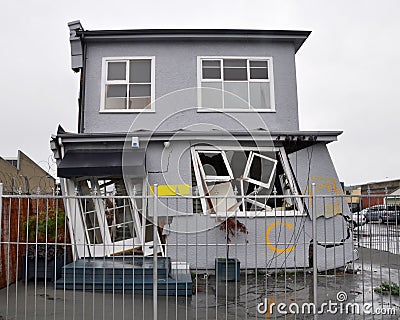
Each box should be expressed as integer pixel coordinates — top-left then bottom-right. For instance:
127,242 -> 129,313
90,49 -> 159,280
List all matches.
265,222 -> 296,253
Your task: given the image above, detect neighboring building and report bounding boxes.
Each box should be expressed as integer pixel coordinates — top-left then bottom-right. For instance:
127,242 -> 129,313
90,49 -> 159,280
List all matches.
51,21 -> 353,271
344,187 -> 361,212
386,188 -> 400,205
346,179 -> 400,209
0,150 -> 55,194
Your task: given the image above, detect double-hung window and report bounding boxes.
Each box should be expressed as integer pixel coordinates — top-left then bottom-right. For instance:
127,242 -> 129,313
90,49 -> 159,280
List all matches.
199,57 -> 274,111
101,57 -> 155,111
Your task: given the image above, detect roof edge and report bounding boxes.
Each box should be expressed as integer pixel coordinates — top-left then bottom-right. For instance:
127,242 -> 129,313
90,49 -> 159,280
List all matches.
77,28 -> 311,52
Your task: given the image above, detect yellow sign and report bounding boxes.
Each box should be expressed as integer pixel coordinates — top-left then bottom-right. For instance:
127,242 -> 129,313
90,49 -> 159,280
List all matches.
265,222 -> 296,253
150,184 -> 190,196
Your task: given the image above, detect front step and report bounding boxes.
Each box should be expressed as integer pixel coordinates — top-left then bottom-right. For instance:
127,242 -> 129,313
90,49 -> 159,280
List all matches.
56,256 -> 192,296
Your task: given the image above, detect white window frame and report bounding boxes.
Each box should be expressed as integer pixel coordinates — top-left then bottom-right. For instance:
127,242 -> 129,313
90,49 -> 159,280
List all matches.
242,152 -> 278,189
100,56 -> 155,113
197,56 -> 276,112
195,150 -> 234,182
191,146 -> 305,217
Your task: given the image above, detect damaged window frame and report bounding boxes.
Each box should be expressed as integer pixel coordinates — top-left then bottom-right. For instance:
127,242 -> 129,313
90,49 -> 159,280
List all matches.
64,177 -> 147,257
191,146 -> 306,217
242,152 -> 277,189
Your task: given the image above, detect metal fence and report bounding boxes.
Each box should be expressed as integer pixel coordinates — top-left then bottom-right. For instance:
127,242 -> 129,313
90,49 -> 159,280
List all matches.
0,183 -> 399,319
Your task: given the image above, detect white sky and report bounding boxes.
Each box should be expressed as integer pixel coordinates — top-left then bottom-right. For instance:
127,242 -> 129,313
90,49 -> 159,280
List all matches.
0,0 -> 399,186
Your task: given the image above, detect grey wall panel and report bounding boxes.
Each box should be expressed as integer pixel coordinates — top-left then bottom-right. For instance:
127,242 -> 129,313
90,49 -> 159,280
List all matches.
83,40 -> 299,133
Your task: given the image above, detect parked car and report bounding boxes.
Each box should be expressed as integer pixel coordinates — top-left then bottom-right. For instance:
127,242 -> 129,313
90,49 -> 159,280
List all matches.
380,205 -> 400,224
350,211 -> 367,228
362,205 -> 400,224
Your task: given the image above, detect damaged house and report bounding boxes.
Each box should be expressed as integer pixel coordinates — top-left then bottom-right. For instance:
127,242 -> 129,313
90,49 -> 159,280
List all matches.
51,21 -> 354,271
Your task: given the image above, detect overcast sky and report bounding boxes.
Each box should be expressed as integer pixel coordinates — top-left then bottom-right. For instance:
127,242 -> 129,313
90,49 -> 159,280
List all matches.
1,0 -> 399,186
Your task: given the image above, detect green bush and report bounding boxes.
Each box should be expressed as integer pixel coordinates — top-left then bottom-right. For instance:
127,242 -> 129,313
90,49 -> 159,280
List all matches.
24,210 -> 66,243
374,282 -> 400,296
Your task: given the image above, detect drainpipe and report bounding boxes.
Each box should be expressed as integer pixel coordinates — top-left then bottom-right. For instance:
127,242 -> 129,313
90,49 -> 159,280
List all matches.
78,38 -> 87,133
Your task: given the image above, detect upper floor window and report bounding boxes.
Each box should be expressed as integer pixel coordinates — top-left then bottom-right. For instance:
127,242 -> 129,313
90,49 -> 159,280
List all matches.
198,57 -> 275,111
101,57 -> 155,112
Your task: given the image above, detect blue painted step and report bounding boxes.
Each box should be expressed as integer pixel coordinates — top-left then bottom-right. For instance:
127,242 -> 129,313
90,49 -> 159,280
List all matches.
61,257 -> 170,280
55,256 -> 192,296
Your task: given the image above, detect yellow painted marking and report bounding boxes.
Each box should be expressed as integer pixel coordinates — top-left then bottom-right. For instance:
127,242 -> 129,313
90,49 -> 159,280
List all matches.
150,184 -> 190,196
265,222 -> 296,253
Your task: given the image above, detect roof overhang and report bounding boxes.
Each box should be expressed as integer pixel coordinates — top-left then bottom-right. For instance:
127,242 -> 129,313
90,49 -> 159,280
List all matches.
77,28 -> 311,53
53,129 -> 342,158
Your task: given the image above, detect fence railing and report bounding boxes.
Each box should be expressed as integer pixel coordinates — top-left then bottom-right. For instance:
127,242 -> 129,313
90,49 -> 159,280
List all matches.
0,183 -> 399,319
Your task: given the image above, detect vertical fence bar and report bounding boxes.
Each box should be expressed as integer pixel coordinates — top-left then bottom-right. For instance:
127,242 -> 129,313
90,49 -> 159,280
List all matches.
0,183 -> 2,237
311,183 -> 318,320
153,184 -> 158,320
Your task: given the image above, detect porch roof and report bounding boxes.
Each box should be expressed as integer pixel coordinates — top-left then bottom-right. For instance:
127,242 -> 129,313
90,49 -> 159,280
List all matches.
57,149 -> 145,178
52,129 -> 342,157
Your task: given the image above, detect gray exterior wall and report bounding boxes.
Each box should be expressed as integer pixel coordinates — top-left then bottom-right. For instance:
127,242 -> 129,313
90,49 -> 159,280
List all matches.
165,214 -> 354,271
161,141 -> 354,270
83,40 -> 299,133
289,143 -> 351,218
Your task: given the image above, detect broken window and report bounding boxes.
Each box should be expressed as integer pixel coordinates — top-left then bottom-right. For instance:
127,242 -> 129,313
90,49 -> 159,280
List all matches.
196,151 -> 233,182
97,179 -> 137,242
77,179 -> 104,245
69,177 -> 147,257
243,152 -> 277,189
191,147 -> 304,216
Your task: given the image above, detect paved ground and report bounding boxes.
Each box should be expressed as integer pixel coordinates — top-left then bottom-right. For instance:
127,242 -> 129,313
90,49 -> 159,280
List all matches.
1,223 -> 400,319
354,222 -> 400,255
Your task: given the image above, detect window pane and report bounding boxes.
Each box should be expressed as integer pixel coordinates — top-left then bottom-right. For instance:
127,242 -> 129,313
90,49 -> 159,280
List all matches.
202,67 -> 221,79
129,60 -> 151,83
128,97 -> 151,109
106,84 -> 127,97
107,62 -> 126,81
106,85 -> 127,109
247,153 -> 276,188
105,97 -> 127,109
199,153 -> 229,176
201,82 -> 223,108
249,82 -> 270,109
129,84 -> 151,97
202,60 -> 220,67
224,59 -> 246,67
250,67 -> 268,79
224,82 -> 249,109
250,60 -> 268,68
223,67 -> 247,81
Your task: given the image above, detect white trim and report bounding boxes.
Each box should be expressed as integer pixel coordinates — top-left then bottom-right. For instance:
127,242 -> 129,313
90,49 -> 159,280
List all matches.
197,108 -> 276,113
242,152 -> 278,189
197,56 -> 275,112
195,150 -> 234,182
99,109 -> 156,114
190,146 -> 305,217
193,145 -> 278,152
100,56 -> 156,112
278,147 -> 306,215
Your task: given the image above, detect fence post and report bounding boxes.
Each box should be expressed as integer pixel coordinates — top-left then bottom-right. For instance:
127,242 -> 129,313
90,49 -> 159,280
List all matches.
311,183 -> 318,319
0,183 -> 3,237
153,184 -> 158,320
